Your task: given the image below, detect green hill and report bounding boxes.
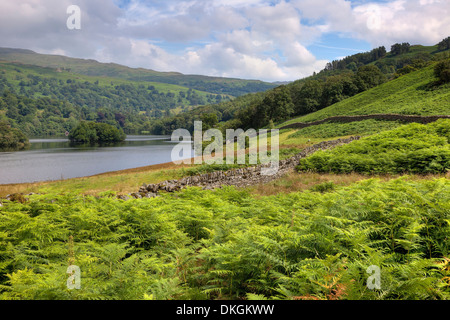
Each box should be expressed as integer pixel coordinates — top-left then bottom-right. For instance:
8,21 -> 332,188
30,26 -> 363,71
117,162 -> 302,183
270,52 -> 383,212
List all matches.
153,41 -> 449,135
0,47 -> 276,96
0,60 -> 229,110
278,63 -> 450,127
0,60 -> 233,136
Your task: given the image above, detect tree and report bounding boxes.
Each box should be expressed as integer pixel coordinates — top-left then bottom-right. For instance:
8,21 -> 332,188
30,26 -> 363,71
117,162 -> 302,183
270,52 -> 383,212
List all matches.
200,113 -> 219,131
294,80 -> 323,115
434,59 -> 450,83
437,37 -> 450,51
0,121 -> 29,150
261,85 -> 294,124
321,76 -> 345,107
354,65 -> 386,92
69,121 -> 126,143
391,43 -> 410,56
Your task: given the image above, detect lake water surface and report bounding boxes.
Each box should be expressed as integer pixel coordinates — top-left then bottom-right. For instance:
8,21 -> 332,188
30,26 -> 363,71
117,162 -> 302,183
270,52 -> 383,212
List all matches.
0,136 -> 193,184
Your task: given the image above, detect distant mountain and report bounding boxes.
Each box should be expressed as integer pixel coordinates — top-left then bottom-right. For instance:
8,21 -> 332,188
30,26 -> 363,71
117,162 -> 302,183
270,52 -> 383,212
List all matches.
0,47 -> 277,97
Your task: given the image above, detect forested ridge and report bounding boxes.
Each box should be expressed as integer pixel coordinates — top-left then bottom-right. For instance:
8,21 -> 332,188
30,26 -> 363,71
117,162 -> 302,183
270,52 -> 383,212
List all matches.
0,61 -> 234,136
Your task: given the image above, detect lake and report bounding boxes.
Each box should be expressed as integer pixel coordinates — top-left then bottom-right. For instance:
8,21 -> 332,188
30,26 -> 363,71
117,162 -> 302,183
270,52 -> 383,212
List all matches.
0,135 -> 193,184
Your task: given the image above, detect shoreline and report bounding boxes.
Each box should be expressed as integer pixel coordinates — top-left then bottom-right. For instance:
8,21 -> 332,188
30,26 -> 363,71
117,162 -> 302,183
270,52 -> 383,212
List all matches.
0,158 -> 190,187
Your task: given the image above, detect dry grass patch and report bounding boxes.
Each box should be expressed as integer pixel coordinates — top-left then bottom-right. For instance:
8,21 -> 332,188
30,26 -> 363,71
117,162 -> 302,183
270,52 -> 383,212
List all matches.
247,171 -> 450,197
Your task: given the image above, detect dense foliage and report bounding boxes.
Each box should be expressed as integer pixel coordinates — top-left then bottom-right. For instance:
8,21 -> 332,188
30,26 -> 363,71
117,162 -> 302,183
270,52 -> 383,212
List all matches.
151,64 -> 389,135
434,59 -> 450,83
0,41 -> 448,138
0,62 -> 234,135
297,120 -> 450,175
0,121 -> 29,150
437,37 -> 450,51
68,121 -> 126,144
0,178 -> 449,300
323,46 -> 387,71
281,63 -> 450,126
390,43 -> 411,56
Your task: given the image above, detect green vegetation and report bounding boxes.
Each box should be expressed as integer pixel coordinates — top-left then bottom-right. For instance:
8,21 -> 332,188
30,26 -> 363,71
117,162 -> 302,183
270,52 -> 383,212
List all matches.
0,48 -> 276,97
0,41 -> 448,138
0,61 -> 233,136
437,37 -> 450,51
0,121 -> 29,151
0,178 -> 449,300
69,121 -> 126,144
297,120 -> 450,175
155,40 -> 450,135
287,119 -> 404,139
390,42 -> 411,56
1,40 -> 449,302
280,62 -> 450,127
434,59 -> 450,83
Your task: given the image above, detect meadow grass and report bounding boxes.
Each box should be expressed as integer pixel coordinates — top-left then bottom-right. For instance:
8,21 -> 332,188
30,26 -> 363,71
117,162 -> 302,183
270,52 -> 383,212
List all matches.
278,64 -> 450,127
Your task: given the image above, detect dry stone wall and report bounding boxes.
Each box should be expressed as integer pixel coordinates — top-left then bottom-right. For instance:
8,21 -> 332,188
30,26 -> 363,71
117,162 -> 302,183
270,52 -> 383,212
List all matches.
279,114 -> 450,130
124,136 -> 361,199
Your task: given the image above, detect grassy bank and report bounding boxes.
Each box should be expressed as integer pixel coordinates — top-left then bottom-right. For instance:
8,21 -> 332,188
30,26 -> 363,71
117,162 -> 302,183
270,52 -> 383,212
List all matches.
278,64 -> 450,127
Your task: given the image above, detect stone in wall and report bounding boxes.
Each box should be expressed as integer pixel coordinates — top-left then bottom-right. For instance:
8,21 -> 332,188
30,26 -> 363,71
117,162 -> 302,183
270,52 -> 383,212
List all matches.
129,135 -> 361,199
279,114 -> 450,130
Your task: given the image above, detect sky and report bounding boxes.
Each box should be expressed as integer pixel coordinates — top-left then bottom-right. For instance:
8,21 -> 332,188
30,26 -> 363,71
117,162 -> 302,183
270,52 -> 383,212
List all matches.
0,0 -> 449,82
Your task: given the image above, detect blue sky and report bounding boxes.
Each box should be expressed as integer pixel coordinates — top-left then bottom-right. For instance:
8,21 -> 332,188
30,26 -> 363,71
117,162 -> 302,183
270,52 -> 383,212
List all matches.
0,0 -> 449,82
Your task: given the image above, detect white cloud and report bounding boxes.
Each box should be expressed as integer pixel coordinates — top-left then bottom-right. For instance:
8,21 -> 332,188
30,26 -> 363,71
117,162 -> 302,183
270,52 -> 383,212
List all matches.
292,0 -> 449,48
0,0 -> 448,82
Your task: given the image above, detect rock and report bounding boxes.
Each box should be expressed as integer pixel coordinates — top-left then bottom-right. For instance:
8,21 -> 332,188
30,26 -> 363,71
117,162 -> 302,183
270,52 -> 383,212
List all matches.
145,193 -> 158,198
147,184 -> 159,193
6,193 -> 27,203
131,193 -> 142,199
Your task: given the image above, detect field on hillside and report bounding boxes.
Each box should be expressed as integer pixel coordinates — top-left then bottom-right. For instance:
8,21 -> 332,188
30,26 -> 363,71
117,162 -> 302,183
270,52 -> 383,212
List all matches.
297,120 -> 450,175
0,48 -> 276,96
279,64 -> 450,127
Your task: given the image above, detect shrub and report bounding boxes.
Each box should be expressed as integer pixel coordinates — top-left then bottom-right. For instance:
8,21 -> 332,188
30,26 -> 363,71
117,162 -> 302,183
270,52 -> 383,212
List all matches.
434,59 -> 450,83
310,181 -> 336,193
0,121 -> 29,150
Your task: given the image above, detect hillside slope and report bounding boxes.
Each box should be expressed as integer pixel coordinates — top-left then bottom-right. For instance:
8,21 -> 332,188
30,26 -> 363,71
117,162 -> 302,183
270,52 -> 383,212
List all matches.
279,63 -> 450,127
0,47 -> 277,96
151,42 -> 449,135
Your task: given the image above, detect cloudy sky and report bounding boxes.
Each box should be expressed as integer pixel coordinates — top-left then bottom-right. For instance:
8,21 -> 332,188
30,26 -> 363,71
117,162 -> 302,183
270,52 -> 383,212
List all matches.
0,0 -> 448,82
